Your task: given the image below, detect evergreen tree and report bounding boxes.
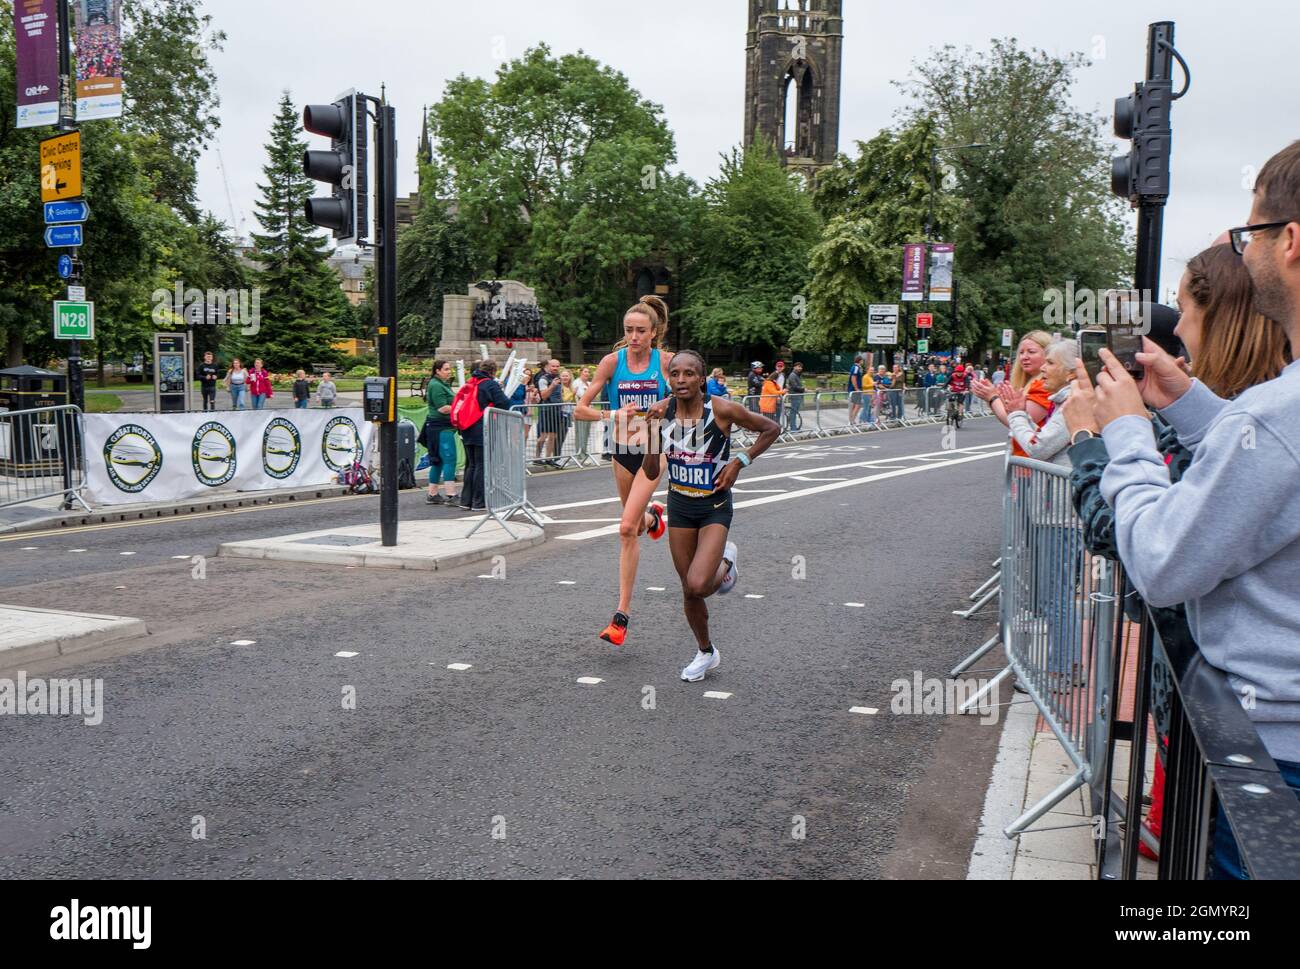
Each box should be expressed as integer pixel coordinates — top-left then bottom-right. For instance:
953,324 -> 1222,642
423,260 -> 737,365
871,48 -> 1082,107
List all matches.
250,92 -> 349,372
396,198 -> 474,354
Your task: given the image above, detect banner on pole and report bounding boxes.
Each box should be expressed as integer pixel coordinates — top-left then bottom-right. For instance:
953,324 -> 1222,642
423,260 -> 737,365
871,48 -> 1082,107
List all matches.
14,0 -> 60,128
73,0 -> 123,121
867,304 -> 900,346
83,409 -> 375,507
901,244 -> 926,302
930,244 -> 955,302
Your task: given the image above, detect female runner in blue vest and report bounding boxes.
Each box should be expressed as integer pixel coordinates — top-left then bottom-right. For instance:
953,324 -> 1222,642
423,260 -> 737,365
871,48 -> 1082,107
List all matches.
574,296 -> 674,647
641,350 -> 781,681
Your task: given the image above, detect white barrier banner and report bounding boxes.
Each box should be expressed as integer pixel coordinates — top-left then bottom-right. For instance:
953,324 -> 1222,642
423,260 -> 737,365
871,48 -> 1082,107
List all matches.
83,409 -> 374,507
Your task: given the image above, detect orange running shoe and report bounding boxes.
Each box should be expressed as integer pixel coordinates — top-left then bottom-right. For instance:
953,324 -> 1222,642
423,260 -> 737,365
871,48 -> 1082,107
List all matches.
599,612 -> 630,647
647,503 -> 666,541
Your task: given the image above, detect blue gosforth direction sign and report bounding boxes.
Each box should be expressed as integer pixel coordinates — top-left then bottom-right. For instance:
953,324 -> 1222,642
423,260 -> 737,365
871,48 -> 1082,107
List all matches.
45,225 -> 83,248
43,200 -> 91,225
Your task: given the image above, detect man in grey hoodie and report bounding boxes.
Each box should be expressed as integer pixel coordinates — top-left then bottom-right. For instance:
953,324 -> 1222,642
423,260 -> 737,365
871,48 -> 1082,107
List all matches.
1087,142 -> 1300,871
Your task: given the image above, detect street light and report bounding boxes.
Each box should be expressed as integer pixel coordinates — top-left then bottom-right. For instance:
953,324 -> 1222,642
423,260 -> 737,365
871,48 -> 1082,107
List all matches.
925,143 -> 989,243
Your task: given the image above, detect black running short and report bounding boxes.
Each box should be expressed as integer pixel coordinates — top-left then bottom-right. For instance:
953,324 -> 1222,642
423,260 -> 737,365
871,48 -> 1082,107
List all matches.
667,490 -> 733,531
613,451 -> 645,476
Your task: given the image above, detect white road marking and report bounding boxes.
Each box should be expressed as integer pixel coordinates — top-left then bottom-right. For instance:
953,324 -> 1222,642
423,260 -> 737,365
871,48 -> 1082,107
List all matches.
850,707 -> 880,716
558,449 -> 1005,541
230,640 -> 256,646
576,677 -> 604,685
647,587 -> 666,592
845,603 -> 866,609
69,549 -> 87,553
119,551 -> 136,556
730,488 -> 788,494
745,594 -> 765,600
335,651 -> 359,658
703,691 -> 733,700
791,476 -> 848,483
21,547 -> 39,551
172,555 -> 190,560
447,663 -> 473,672
557,581 -> 576,585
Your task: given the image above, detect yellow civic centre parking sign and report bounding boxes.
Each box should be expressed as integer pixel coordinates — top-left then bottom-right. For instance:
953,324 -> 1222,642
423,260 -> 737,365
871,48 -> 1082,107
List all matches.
40,131 -> 82,203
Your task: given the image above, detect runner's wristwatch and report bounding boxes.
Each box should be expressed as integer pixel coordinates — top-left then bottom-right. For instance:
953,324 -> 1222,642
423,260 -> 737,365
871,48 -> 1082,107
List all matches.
1071,429 -> 1097,447
736,453 -> 752,469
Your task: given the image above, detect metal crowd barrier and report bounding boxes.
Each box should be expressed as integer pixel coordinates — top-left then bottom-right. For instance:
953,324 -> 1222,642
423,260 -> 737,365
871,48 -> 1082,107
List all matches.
960,456 -> 1124,836
513,401 -> 610,472
0,404 -> 90,513
468,407 -> 544,538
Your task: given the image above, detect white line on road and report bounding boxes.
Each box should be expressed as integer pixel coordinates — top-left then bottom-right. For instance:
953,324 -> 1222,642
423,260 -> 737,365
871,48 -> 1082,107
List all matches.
119,551 -> 136,556
447,663 -> 473,672
577,677 -> 604,686
845,603 -> 865,609
335,651 -> 359,658
558,448 -> 1005,541
647,587 -> 666,592
230,640 -> 256,646
557,581 -> 576,585
703,691 -> 733,700
850,707 -> 880,716
745,594 -> 765,600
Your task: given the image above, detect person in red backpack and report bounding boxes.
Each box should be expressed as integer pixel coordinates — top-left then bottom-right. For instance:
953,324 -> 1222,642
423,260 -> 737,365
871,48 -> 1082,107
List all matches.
453,359 -> 515,511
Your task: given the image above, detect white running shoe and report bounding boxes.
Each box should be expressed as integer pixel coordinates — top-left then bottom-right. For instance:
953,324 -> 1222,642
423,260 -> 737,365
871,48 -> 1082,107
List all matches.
718,541 -> 739,595
681,647 -> 721,682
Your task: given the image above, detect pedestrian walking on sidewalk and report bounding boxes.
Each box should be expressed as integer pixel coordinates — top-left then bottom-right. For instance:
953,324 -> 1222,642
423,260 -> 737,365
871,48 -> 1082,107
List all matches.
225,358 -> 248,410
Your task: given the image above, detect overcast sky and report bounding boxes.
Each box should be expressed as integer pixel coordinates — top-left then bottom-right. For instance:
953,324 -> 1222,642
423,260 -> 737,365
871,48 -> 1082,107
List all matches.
195,0 -> 1297,301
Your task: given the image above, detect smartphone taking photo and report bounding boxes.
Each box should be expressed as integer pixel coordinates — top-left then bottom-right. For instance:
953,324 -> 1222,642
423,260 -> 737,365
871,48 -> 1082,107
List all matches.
1103,290 -> 1147,379
1078,329 -> 1107,383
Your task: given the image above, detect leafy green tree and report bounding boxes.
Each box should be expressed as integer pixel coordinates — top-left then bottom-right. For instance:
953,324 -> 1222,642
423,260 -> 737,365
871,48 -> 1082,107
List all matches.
396,198 -> 473,353
122,0 -> 225,221
428,45 -> 695,357
249,92 -> 349,371
895,39 -> 1132,352
680,145 -> 820,355
795,118 -> 965,350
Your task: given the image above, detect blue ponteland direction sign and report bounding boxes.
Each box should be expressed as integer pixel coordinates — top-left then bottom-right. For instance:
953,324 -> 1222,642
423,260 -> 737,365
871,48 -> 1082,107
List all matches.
44,200 -> 91,225
58,254 -> 74,279
45,225 -> 83,248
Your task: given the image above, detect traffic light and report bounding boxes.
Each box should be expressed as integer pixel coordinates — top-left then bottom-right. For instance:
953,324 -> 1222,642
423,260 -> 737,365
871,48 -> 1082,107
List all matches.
303,91 -> 368,245
1110,78 -> 1173,203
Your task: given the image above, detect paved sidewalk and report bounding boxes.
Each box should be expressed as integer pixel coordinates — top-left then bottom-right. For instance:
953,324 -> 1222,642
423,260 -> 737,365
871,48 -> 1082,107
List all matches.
0,605 -> 148,666
217,516 -> 544,571
969,699 -> 1157,880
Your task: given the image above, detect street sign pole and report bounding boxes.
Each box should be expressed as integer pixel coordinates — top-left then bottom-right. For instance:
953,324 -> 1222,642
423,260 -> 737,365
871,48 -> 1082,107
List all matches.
56,0 -> 84,413
375,97 -> 399,548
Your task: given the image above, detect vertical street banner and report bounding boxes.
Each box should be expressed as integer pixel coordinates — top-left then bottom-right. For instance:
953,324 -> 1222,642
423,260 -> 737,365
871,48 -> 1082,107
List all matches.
901,244 -> 926,302
14,0 -> 60,128
73,0 -> 123,121
930,243 -> 955,302
867,304 -> 900,346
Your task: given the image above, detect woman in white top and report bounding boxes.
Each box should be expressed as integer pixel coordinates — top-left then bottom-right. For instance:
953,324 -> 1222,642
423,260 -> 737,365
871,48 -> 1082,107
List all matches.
997,340 -> 1078,469
225,358 -> 249,410
572,367 -> 593,460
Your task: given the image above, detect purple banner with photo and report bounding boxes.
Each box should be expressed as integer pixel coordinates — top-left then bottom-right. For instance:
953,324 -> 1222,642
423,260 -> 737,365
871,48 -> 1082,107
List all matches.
14,0 -> 60,129
930,243 -> 955,302
901,244 -> 927,302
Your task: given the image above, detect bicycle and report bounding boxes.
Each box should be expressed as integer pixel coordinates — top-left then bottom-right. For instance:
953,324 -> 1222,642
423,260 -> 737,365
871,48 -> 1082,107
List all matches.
945,392 -> 965,431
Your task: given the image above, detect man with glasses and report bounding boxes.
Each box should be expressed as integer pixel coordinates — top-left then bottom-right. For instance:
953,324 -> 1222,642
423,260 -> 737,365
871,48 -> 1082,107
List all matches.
1079,141 -> 1300,879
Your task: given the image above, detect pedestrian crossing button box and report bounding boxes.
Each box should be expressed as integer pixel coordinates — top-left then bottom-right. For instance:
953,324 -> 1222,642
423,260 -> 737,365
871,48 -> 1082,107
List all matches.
364,377 -> 396,423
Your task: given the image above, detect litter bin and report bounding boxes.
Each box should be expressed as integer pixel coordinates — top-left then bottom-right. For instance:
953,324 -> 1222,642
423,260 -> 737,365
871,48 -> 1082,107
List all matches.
0,366 -> 70,476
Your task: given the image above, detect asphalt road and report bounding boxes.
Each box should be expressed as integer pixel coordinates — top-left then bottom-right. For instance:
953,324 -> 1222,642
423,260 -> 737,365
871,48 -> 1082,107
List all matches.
0,419 -> 1011,879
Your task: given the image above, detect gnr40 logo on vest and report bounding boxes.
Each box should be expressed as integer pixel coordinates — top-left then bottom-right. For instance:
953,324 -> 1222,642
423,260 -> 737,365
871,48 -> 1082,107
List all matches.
50,900 -> 151,950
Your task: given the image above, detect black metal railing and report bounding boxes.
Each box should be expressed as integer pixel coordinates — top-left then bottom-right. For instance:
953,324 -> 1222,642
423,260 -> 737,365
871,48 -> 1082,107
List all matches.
1099,606 -> 1300,879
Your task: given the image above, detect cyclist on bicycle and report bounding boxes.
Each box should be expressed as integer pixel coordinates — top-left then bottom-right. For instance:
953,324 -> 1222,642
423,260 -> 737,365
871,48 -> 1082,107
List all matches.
947,365 -> 970,421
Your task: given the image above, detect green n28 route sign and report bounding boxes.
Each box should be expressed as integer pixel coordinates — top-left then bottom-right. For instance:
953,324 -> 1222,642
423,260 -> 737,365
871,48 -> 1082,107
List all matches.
53,301 -> 94,341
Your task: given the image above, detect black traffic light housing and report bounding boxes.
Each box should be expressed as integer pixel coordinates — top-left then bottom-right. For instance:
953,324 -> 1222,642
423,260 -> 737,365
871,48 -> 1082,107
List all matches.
303,92 -> 369,245
1111,79 -> 1173,203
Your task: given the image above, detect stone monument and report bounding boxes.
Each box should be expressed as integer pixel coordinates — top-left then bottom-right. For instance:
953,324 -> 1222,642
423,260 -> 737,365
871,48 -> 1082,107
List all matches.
437,280 -> 554,368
